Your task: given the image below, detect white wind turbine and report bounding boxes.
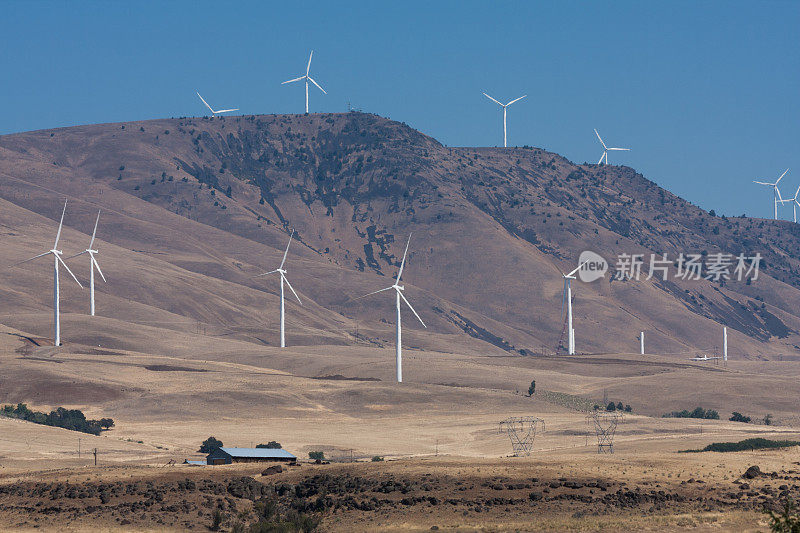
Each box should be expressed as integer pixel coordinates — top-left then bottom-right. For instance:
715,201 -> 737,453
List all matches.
558,260 -> 588,356
196,92 -> 238,116
353,235 -> 426,383
483,92 -> 527,147
282,50 -> 327,114
594,129 -> 630,165
65,210 -> 106,316
256,231 -> 302,348
754,169 -> 788,220
15,200 -> 83,346
780,182 -> 800,223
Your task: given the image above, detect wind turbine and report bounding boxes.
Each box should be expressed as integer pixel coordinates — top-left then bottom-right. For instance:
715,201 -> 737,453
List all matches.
352,235 -> 426,383
14,200 -> 83,346
780,182 -> 800,223
482,93 -> 527,147
282,50 -> 327,114
256,231 -> 302,348
196,92 -> 238,116
594,129 -> 630,165
558,260 -> 588,355
753,169 -> 788,220
65,210 -> 105,316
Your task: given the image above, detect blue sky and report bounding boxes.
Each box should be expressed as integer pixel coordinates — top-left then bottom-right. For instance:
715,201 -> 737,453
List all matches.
1,1 -> 798,219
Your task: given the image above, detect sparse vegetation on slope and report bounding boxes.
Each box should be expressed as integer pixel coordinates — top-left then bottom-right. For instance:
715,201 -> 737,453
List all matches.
681,438 -> 800,453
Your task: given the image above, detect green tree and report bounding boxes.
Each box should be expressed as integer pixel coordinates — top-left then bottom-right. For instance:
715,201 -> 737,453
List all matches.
606,402 -> 616,412
527,380 -> 536,396
199,436 -> 224,453
730,412 -> 752,423
308,451 -> 325,461
764,414 -> 774,426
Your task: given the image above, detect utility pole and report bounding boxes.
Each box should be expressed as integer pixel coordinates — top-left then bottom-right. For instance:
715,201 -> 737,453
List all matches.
78,438 -> 81,459
93,448 -> 97,466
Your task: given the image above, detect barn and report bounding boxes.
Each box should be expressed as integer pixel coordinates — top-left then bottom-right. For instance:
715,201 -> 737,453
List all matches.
206,447 -> 297,465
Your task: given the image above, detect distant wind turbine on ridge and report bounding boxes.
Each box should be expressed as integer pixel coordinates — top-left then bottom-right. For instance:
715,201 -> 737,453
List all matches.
780,183 -> 800,223
65,210 -> 106,316
352,234 -> 426,383
14,200 -> 83,346
753,169 -> 788,220
256,231 -> 302,348
196,92 -> 238,116
594,129 -> 630,165
483,92 -> 527,147
282,50 -> 326,114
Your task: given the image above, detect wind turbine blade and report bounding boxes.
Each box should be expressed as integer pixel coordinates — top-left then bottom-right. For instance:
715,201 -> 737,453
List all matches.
53,200 -> 67,249
350,286 -> 394,301
398,290 -> 426,328
88,210 -> 100,249
57,254 -> 83,288
63,250 -> 89,260
282,76 -> 305,84
13,251 -> 51,266
753,181 -> 772,185
794,184 -> 800,201
776,169 -> 789,184
505,95 -> 527,106
215,108 -> 239,114
92,256 -> 107,282
776,187 -> 783,202
560,279 -> 567,320
306,50 -> 313,76
608,147 -> 630,151
594,129 -> 607,150
566,260 -> 589,278
254,269 -> 280,278
280,230 -> 294,269
597,153 -> 606,165
396,234 -> 411,282
282,274 -> 302,305
196,92 -> 214,113
308,77 -> 326,94
482,92 -> 504,106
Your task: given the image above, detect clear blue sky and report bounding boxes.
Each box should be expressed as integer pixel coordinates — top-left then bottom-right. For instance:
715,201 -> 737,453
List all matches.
2,1 -> 798,219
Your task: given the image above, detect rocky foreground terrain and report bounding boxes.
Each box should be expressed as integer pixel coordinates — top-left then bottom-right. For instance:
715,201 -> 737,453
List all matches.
0,457 -> 797,531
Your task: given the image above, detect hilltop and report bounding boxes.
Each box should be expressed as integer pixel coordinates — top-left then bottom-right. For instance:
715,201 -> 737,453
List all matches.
0,112 -> 797,357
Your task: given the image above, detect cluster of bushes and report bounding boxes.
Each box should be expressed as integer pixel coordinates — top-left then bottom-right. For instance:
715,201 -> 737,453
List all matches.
256,441 -> 282,449
682,438 -> 800,453
0,403 -> 113,435
730,412 -> 751,423
662,406 -> 720,420
593,402 -> 632,413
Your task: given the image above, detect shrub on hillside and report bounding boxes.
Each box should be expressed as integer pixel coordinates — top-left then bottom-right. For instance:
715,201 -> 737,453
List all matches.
256,441 -> 282,449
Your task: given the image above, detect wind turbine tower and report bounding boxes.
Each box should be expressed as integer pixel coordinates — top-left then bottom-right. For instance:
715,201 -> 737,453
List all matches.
66,210 -> 105,316
560,261 -> 587,355
282,50 -> 327,114
256,231 -> 303,348
754,169 -> 788,220
353,235 -> 426,382
482,92 -> 527,147
723,326 -> 728,364
15,200 -> 83,345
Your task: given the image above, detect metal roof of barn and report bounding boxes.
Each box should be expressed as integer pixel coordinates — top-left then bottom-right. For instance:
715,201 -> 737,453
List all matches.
217,447 -> 296,459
